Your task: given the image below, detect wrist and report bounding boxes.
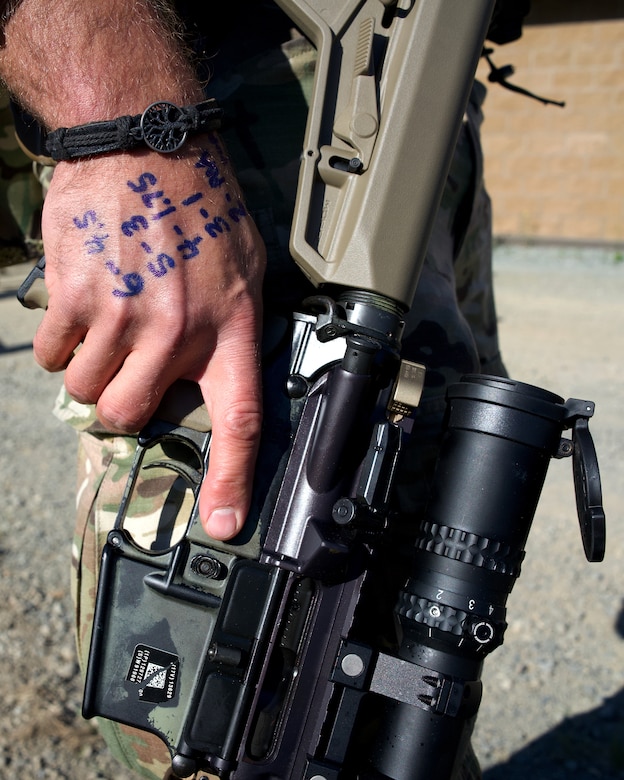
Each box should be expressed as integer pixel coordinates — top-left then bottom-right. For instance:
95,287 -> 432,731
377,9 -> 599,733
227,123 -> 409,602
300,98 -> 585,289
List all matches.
0,0 -> 205,129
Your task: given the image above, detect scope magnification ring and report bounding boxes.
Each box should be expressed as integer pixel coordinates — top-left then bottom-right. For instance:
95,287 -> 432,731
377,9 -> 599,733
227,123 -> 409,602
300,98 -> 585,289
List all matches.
397,592 -> 502,650
416,521 -> 523,576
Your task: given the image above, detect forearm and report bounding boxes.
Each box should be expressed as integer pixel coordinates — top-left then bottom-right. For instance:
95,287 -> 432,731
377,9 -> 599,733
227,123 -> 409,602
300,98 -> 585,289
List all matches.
0,0 -> 204,128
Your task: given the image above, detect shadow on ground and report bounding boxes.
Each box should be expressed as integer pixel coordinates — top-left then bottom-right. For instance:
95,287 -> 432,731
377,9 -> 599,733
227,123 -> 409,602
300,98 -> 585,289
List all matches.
0,339 -> 33,353
484,601 -> 624,780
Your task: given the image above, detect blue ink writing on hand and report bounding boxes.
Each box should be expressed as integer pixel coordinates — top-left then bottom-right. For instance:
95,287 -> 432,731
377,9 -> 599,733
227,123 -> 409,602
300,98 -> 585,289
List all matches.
151,204 -> 177,221
84,233 -> 110,254
195,151 -> 225,188
141,190 -> 165,208
228,200 -> 248,223
147,253 -> 176,277
204,215 -> 231,238
112,272 -> 145,297
207,134 -> 228,165
176,234 -> 203,260
182,193 -> 203,206
73,210 -> 100,230
122,215 -> 149,237
127,172 -> 158,193
72,209 -> 111,255
107,156 -> 248,297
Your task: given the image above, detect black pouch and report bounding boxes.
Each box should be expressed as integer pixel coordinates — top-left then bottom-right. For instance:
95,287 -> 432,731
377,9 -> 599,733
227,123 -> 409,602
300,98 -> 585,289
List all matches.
487,0 -> 531,44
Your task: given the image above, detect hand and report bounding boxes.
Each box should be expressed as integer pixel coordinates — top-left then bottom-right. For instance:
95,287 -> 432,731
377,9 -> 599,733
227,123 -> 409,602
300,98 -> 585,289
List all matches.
36,137 -> 266,541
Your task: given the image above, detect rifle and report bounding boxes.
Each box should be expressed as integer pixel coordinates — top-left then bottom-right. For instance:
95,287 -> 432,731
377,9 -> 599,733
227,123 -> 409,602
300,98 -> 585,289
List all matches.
19,1 -> 606,778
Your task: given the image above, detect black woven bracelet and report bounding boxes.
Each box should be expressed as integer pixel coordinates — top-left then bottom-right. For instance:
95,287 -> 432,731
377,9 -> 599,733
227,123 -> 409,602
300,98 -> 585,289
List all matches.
45,99 -> 223,162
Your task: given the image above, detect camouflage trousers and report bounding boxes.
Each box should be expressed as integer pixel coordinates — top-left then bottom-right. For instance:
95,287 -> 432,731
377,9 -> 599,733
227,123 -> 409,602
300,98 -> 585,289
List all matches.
56,33 -> 501,780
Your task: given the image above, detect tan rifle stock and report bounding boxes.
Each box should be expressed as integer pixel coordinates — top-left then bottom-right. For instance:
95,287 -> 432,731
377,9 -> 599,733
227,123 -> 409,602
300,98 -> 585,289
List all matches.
274,0 -> 495,308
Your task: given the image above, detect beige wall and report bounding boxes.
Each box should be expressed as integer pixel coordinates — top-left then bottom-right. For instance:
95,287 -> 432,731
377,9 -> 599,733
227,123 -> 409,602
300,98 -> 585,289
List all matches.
475,16 -> 624,244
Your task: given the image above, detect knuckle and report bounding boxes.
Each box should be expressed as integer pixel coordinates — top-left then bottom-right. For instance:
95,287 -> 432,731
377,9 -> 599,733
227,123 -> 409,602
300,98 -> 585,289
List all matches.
64,374 -> 98,405
32,337 -> 68,374
96,398 -> 147,434
221,402 -> 263,443
33,351 -> 64,373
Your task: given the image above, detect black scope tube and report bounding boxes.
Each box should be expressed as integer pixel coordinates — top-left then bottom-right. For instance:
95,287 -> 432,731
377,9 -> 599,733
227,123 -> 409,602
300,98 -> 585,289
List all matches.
366,375 -> 576,780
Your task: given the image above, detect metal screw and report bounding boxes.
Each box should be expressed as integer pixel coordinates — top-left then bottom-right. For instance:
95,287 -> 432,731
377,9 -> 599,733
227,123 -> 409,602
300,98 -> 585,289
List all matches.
341,653 -> 365,678
286,374 -> 309,399
333,498 -> 356,526
191,554 -> 224,580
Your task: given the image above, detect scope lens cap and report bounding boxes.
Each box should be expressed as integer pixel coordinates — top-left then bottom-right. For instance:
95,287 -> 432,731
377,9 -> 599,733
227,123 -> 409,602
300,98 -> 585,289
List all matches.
572,419 -> 606,562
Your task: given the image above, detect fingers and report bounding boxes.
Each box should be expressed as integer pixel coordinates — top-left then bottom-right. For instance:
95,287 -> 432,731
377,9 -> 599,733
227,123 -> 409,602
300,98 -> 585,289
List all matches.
197,334 -> 263,541
57,299 -> 264,541
92,348 -> 178,432
32,298 -> 86,372
39,309 -> 180,432
69,330 -> 197,432
62,326 -> 127,408
41,285 -> 264,539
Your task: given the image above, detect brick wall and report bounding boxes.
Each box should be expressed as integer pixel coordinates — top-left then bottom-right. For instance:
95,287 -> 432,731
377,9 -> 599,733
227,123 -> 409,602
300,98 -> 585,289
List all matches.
475,10 -> 624,244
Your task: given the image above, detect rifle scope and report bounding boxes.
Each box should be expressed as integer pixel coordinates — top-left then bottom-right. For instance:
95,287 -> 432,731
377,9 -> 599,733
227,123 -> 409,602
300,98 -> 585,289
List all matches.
363,375 -> 604,780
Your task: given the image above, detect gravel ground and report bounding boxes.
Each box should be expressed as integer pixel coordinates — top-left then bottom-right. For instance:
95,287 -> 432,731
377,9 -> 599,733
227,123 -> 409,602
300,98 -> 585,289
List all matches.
1,244 -> 623,779
0,264 -> 122,778
475,245 -> 624,779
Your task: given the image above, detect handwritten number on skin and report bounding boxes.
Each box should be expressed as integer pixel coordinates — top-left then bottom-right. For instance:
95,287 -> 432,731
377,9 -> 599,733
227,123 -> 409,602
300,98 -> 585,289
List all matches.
73,210 -> 100,230
105,261 -> 145,297
74,210 -> 110,254
126,173 -> 158,193
72,150 -> 248,299
121,215 -> 149,237
147,253 -> 176,278
84,233 -> 110,254
113,272 -> 145,298
195,151 -> 225,188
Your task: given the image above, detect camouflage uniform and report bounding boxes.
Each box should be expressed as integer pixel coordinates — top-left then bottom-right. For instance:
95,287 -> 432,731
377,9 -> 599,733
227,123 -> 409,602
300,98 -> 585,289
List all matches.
32,10 -> 503,780
0,88 -> 44,267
